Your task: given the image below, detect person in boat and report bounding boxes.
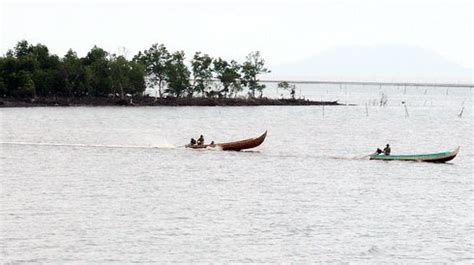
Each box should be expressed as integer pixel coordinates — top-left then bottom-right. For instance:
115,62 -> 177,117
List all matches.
190,138 -> 197,145
383,144 -> 391,155
375,148 -> 383,155
197,135 -> 204,145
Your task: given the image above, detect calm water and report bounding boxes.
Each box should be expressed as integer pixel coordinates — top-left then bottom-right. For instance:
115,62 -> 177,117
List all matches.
1,85 -> 473,263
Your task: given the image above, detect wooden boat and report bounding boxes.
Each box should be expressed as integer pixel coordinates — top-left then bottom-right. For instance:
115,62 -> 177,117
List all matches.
185,131 -> 267,151
369,147 -> 460,163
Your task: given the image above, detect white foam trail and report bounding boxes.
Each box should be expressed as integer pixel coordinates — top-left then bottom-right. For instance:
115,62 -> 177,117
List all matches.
207,145 -> 223,151
0,142 -> 182,150
329,155 -> 371,160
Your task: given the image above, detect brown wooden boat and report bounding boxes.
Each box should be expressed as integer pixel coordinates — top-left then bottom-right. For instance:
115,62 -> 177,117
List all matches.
185,131 -> 267,151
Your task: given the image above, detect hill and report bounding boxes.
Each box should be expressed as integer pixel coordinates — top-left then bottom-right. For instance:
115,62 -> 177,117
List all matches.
268,45 -> 472,83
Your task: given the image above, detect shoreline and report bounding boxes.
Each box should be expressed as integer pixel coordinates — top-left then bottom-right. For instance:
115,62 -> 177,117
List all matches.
0,97 -> 344,107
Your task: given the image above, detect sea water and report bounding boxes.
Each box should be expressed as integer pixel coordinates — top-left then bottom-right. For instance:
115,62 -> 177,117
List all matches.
1,85 -> 472,263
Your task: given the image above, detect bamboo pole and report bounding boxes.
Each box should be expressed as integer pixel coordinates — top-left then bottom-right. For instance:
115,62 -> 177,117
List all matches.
458,106 -> 464,118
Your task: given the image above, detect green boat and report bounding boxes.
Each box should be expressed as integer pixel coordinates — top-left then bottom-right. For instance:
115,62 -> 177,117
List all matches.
369,147 -> 460,163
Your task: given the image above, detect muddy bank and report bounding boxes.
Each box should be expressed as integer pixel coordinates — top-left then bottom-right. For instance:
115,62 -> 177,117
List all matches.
0,96 -> 343,107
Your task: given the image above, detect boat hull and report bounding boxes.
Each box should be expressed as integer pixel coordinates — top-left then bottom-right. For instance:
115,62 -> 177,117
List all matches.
369,147 -> 460,163
185,131 -> 267,151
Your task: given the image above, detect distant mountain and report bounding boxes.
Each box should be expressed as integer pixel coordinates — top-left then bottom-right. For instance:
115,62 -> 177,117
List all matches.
267,45 -> 473,83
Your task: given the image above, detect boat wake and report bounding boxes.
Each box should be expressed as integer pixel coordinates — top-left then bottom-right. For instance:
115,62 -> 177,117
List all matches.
0,141 -> 180,150
329,154 -> 371,160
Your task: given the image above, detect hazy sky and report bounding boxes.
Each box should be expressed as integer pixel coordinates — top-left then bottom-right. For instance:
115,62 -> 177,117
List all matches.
1,0 -> 472,69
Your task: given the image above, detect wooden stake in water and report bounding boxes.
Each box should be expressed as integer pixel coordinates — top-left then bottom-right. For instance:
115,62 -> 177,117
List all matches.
458,106 -> 464,118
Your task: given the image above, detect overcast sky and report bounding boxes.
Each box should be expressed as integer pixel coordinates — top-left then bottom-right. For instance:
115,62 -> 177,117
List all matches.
1,0 -> 472,70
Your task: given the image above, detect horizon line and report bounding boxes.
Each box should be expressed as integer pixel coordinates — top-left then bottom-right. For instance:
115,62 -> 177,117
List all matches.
257,79 -> 474,88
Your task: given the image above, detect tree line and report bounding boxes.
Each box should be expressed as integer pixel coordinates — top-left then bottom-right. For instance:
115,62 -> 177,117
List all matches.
0,40 -> 271,99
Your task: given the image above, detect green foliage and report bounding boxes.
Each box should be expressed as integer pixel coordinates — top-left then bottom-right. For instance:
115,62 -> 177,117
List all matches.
190,52 -> 213,97
0,40 -> 271,100
84,46 -> 112,97
127,61 -> 146,95
32,55 -> 65,97
2,41 -> 39,97
110,55 -> 146,98
0,58 -> 6,95
213,58 -> 241,98
227,61 -> 243,97
0,78 -> 6,96
110,55 -> 128,99
134,43 -> 170,98
241,51 -> 270,98
164,51 -> 190,98
277,81 -> 296,99
62,49 -> 91,97
16,70 -> 36,97
1,59 -> 15,96
10,40 -> 31,57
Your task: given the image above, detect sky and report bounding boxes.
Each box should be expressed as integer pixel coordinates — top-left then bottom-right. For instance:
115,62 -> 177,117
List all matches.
0,0 -> 472,73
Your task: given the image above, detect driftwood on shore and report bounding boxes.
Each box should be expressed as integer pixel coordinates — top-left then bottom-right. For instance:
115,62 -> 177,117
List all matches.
0,96 -> 342,107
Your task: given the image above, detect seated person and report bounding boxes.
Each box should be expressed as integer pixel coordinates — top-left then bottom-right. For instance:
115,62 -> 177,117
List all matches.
190,138 -> 197,145
197,135 -> 204,145
383,144 -> 391,155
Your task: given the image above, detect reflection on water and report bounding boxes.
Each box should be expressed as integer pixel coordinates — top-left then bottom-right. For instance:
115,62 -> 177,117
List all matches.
0,85 -> 472,263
